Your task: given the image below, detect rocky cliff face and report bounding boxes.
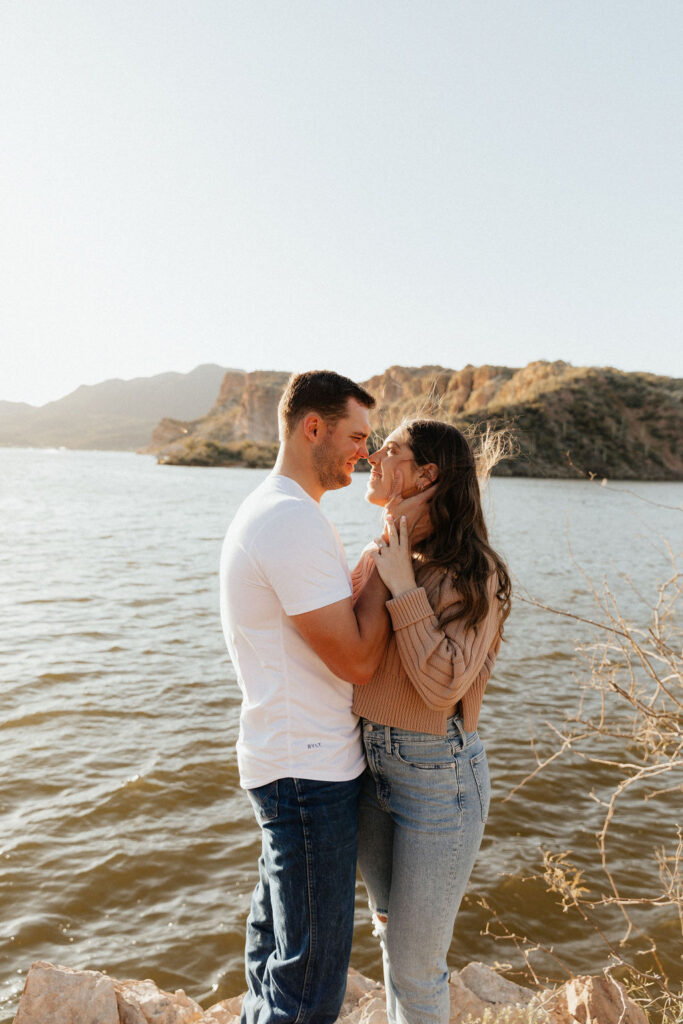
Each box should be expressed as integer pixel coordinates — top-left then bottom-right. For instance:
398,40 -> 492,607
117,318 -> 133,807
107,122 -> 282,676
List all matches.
151,362 -> 683,480
365,361 -> 683,479
145,371 -> 290,460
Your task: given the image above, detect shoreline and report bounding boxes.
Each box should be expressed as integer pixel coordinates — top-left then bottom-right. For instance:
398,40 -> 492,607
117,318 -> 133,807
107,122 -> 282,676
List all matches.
10,960 -> 652,1024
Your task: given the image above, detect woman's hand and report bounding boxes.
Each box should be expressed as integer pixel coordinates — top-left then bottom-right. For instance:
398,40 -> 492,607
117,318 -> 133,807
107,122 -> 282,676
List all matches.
369,514 -> 417,598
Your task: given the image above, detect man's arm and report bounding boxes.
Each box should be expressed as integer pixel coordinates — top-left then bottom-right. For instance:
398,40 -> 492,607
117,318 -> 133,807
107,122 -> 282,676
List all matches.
290,566 -> 390,685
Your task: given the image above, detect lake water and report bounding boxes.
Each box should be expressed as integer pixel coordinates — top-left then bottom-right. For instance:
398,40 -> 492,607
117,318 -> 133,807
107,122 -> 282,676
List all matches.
0,450 -> 680,1020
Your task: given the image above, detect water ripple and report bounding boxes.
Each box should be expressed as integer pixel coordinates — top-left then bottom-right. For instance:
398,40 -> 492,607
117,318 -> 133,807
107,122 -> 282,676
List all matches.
0,451 -> 680,1022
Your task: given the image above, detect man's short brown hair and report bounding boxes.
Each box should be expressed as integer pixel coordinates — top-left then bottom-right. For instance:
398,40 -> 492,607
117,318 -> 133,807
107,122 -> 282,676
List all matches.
278,371 -> 375,439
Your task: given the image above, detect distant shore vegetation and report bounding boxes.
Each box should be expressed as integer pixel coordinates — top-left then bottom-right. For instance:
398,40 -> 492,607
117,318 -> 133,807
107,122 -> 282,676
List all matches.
159,438 -> 279,468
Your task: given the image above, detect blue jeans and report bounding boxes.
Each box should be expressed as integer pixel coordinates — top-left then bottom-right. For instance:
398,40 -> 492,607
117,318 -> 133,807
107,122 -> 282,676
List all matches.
241,775 -> 362,1024
358,717 -> 490,1024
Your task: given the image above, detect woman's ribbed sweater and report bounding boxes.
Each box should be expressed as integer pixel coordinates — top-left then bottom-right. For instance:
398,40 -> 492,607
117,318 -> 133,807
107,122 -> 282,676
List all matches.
352,552 -> 502,735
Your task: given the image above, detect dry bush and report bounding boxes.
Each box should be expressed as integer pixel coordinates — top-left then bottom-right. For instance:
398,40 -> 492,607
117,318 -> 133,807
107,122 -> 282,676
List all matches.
481,518 -> 681,1019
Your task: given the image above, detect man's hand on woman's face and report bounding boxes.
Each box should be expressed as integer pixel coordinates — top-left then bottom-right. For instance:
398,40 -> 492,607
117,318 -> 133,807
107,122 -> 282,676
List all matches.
382,470 -> 434,544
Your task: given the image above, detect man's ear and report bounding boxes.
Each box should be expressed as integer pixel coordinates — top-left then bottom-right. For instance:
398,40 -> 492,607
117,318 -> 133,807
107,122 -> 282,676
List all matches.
301,412 -> 322,442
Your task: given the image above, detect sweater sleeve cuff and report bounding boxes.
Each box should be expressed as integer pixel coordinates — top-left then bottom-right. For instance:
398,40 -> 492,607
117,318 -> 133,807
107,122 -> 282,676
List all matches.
386,587 -> 435,628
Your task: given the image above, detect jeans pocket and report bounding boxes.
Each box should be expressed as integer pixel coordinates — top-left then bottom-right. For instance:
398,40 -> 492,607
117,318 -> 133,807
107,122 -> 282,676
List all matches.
247,780 -> 279,823
394,739 -> 455,771
470,750 -> 490,823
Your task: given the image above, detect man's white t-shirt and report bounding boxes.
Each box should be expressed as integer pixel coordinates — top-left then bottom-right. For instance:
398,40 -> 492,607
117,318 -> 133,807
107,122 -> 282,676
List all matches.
220,473 -> 365,790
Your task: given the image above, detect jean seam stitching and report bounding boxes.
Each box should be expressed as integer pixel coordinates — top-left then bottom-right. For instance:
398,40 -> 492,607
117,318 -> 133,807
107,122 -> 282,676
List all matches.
454,755 -> 464,826
293,779 -> 315,1024
471,758 -> 489,823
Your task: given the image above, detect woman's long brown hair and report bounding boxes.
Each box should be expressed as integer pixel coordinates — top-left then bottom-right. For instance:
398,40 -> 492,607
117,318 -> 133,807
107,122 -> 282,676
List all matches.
405,420 -> 511,634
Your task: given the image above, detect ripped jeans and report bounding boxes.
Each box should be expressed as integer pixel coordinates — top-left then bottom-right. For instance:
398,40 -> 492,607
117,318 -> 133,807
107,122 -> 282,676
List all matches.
358,716 -> 490,1024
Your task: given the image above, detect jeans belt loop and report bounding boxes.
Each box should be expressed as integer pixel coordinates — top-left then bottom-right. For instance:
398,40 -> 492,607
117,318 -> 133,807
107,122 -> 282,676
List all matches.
384,724 -> 392,753
455,717 -> 467,746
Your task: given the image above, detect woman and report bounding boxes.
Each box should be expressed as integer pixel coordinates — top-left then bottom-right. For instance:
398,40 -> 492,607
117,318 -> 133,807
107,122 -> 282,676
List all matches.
352,419 -> 511,1024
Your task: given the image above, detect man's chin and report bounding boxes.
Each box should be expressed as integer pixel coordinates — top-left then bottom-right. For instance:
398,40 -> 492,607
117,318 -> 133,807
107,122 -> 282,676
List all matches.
337,463 -> 357,487
319,471 -> 353,491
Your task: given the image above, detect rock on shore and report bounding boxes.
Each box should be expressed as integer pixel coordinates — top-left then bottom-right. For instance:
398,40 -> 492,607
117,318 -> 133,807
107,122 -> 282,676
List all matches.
12,960 -> 648,1024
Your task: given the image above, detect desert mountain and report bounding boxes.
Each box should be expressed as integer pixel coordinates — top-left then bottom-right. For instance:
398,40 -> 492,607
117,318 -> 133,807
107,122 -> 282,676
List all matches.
0,364 -> 229,450
150,361 -> 683,480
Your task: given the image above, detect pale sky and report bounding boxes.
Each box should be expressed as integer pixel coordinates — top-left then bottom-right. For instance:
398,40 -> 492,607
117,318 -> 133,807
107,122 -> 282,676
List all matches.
2,1 -> 681,407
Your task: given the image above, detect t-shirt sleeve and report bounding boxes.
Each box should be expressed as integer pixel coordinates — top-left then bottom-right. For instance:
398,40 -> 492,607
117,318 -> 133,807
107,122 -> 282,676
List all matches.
253,505 -> 352,616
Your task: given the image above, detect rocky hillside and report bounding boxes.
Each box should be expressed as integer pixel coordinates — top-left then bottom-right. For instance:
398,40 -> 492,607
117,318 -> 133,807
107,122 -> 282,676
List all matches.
146,370 -> 289,466
0,364 -> 229,450
150,362 -> 683,480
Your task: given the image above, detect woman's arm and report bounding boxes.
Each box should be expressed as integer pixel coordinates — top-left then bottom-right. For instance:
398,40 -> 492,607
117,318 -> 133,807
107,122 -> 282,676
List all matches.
351,546 -> 379,605
386,576 -> 501,709
370,514 -> 501,709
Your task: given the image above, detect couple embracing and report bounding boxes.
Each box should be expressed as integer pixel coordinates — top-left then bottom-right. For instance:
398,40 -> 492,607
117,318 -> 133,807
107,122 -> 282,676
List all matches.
220,371 -> 511,1024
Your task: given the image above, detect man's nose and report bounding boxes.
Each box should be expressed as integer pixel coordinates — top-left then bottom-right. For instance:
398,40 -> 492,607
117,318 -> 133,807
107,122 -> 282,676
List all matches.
359,440 -> 369,459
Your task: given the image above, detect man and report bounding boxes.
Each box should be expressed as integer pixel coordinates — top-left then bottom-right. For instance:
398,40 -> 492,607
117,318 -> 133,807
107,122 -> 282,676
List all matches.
220,371 -> 390,1024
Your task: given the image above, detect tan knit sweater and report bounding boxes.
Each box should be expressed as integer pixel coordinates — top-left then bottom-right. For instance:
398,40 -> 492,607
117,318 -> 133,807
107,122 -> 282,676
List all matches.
352,552 -> 502,735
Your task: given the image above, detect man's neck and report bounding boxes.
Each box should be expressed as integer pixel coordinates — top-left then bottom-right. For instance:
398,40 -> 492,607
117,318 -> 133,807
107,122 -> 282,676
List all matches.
273,447 -> 324,503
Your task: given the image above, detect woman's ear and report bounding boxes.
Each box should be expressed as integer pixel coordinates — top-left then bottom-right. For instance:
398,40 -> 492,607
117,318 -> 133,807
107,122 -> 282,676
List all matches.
417,464 -> 438,490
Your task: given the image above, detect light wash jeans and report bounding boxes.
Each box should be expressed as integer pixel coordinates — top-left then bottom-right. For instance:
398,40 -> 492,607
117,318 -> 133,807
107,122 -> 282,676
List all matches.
358,716 -> 490,1024
242,775 -> 361,1024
